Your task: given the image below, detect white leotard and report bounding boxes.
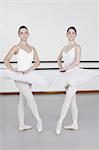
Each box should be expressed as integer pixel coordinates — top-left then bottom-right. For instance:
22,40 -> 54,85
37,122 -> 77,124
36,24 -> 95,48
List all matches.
62,47 -> 76,67
16,46 -> 33,71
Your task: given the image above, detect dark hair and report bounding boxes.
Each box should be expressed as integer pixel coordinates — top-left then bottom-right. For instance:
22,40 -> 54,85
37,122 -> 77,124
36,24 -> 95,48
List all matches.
67,26 -> 77,34
18,26 -> 28,34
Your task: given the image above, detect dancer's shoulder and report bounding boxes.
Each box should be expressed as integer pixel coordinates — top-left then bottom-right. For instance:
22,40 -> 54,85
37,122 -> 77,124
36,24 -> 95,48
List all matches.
75,44 -> 81,54
62,45 -> 69,52
8,45 -> 19,55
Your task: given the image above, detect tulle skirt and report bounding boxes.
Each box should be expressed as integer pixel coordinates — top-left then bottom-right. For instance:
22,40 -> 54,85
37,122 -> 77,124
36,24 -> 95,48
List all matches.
0,67 -> 99,91
48,66 -> 99,90
0,68 -> 49,88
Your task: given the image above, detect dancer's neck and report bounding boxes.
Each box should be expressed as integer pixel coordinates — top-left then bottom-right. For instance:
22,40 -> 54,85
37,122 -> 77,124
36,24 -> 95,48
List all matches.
68,40 -> 76,47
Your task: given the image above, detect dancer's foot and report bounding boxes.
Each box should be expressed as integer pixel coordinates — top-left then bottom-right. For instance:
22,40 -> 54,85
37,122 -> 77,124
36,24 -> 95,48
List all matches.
64,124 -> 78,130
36,119 -> 43,132
19,125 -> 32,131
56,120 -> 62,135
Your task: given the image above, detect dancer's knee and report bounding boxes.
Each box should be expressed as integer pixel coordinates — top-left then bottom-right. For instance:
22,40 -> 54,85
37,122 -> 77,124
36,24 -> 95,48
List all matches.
66,84 -> 77,97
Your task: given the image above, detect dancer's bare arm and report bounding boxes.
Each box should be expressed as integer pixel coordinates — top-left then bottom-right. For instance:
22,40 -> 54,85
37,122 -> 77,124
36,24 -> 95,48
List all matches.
57,49 -> 63,70
3,46 -> 18,72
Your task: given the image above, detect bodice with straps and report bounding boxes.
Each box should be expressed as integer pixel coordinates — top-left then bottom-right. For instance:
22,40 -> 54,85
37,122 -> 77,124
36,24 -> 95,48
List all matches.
62,46 -> 76,67
16,46 -> 34,71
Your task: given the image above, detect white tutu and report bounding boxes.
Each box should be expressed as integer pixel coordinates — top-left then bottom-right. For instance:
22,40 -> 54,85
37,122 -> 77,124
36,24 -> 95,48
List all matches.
48,46 -> 99,91
0,68 -> 49,88
48,67 -> 99,90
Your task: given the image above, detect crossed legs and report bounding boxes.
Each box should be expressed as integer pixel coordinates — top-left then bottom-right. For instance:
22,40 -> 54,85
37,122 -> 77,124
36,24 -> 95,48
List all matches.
56,84 -> 78,135
15,80 -> 78,134
15,81 -> 42,132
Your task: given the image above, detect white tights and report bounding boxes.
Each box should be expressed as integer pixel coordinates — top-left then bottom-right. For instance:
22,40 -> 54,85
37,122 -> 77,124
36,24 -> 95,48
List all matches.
15,81 -> 42,131
56,84 -> 78,134
59,85 -> 78,124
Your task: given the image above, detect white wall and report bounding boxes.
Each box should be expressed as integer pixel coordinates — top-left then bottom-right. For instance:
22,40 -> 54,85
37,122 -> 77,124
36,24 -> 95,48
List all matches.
0,0 -> 99,61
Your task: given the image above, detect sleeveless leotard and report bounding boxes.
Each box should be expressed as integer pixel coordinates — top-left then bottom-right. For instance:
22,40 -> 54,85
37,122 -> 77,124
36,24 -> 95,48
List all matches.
63,47 -> 76,67
16,46 -> 33,71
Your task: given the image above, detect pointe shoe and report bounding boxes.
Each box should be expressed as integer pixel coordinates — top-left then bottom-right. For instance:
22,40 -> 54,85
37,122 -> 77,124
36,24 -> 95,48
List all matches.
36,119 -> 43,132
64,124 -> 78,130
56,121 -> 62,135
19,125 -> 32,131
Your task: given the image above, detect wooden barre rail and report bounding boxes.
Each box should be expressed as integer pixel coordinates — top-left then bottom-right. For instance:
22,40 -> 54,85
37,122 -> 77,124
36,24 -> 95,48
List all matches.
0,90 -> 99,95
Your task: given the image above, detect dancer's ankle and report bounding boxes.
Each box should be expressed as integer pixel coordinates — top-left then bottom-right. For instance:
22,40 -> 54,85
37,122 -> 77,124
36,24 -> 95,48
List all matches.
36,119 -> 43,132
73,122 -> 78,127
56,121 -> 62,135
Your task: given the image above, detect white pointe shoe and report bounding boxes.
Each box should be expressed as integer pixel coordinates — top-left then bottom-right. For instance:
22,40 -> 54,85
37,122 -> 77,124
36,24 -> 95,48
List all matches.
56,121 -> 62,135
36,119 -> 43,133
64,124 -> 78,130
19,125 -> 32,131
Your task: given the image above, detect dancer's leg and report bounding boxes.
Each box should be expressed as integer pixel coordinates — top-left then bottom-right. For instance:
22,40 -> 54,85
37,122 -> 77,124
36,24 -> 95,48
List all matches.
56,85 -> 77,135
64,94 -> 78,130
18,92 -> 25,127
15,81 -> 42,132
17,92 -> 32,131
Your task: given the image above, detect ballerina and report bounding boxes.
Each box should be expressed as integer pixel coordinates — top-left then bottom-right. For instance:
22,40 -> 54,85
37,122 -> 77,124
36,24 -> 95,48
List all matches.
49,26 -> 99,135
0,26 -> 48,132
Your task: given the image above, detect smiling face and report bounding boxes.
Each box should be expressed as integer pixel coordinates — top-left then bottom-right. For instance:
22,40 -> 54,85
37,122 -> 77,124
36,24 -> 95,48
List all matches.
66,28 -> 77,41
18,27 -> 29,41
